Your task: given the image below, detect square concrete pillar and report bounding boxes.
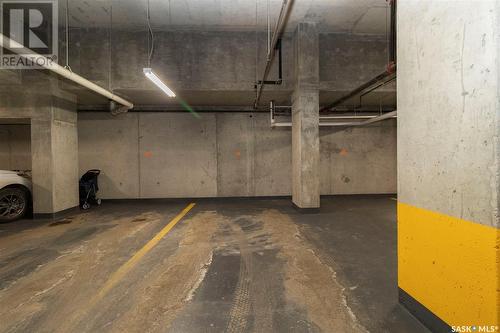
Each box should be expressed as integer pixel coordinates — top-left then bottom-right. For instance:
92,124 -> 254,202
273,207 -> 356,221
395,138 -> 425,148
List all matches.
0,75 -> 80,218
292,22 -> 320,210
31,96 -> 79,218
398,2 -> 499,331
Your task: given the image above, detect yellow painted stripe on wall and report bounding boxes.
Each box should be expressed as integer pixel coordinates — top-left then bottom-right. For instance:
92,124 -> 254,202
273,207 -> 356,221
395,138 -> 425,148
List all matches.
398,202 -> 499,327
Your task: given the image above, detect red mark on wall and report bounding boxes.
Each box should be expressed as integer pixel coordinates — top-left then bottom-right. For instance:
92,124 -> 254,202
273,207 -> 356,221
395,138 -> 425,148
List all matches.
234,150 -> 241,160
144,151 -> 153,158
340,149 -> 348,156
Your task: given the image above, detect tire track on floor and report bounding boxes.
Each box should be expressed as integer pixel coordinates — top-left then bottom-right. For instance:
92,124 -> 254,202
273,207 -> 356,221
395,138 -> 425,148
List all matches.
225,219 -> 253,333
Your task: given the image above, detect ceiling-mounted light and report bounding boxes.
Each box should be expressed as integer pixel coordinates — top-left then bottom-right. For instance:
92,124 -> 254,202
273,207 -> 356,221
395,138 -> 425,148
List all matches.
143,68 -> 176,98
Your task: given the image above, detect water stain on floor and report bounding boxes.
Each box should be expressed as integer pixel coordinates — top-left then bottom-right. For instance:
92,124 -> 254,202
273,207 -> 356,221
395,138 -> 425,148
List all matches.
49,218 -> 73,227
258,209 -> 368,333
170,209 -> 366,333
0,199 -> 419,333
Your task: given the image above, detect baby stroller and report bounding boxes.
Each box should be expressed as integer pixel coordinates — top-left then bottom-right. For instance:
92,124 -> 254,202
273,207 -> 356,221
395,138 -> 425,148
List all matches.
79,169 -> 102,210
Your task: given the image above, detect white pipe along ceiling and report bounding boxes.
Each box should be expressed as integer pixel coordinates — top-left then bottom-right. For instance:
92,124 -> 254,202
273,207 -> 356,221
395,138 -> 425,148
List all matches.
0,33 -> 134,110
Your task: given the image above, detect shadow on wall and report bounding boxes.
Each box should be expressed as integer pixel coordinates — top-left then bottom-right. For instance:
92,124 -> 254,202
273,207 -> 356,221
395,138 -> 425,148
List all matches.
82,170 -> 133,200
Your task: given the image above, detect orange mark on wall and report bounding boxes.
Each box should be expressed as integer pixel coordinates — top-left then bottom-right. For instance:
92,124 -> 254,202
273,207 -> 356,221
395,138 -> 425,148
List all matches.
144,151 -> 153,158
234,150 -> 241,159
340,149 -> 348,156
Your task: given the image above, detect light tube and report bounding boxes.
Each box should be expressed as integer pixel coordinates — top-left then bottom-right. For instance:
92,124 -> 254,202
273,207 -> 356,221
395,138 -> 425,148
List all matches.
143,68 -> 176,97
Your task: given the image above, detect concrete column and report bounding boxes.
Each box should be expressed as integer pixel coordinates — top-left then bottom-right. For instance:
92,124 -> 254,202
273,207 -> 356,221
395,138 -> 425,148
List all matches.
292,22 -> 320,210
0,75 -> 80,218
398,2 -> 499,331
31,95 -> 79,217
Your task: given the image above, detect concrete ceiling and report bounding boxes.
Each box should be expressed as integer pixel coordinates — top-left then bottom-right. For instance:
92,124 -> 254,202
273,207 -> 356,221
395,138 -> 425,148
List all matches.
68,0 -> 391,35
59,0 -> 395,110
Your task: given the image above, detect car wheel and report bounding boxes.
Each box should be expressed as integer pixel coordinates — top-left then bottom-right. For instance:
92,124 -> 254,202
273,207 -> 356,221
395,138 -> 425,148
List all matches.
0,188 -> 28,222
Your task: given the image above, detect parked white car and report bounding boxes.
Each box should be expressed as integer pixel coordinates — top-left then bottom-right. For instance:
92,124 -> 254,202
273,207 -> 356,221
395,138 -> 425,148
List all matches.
0,170 -> 32,222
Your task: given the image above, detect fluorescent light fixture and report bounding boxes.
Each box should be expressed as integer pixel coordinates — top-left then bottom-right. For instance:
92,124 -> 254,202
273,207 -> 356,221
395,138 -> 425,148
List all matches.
143,68 -> 176,97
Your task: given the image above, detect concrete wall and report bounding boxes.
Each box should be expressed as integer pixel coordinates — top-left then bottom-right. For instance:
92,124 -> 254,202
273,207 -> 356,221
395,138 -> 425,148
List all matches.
0,27 -> 397,209
398,1 -> 499,331
0,125 -> 31,171
69,29 -> 293,97
67,29 -> 393,107
319,33 -> 389,89
77,112 -> 396,199
139,113 -> 218,198
320,121 -> 396,195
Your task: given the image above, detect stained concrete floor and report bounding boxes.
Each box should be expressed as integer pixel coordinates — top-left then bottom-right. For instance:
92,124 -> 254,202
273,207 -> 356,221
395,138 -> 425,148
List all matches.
0,196 -> 430,333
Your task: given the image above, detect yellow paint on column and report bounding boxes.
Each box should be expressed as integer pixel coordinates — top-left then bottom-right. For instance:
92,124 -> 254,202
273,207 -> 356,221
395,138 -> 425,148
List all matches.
398,202 -> 499,327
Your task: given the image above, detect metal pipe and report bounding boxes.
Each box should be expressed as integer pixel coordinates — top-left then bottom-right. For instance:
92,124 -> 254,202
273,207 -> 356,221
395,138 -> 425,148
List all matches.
320,115 -> 392,120
272,105 -> 394,112
254,0 -> 294,109
359,75 -> 396,100
270,100 -> 275,124
271,111 -> 397,128
357,110 -> 397,125
321,0 -> 397,113
320,69 -> 396,112
0,33 -> 134,110
277,39 -> 283,82
257,39 -> 283,85
267,0 -> 271,55
389,0 -> 397,63
65,0 -> 70,69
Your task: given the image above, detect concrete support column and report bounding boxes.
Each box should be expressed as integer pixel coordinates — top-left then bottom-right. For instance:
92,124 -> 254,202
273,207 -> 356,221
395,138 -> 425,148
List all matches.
292,22 -> 320,210
398,2 -> 499,331
31,95 -> 79,218
0,75 -> 79,218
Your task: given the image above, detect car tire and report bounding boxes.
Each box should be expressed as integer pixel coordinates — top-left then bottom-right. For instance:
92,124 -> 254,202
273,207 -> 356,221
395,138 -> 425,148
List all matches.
0,188 -> 28,222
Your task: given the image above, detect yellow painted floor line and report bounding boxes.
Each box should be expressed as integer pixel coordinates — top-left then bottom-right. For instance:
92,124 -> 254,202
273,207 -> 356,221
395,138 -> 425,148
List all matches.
93,202 -> 196,303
